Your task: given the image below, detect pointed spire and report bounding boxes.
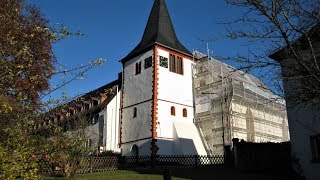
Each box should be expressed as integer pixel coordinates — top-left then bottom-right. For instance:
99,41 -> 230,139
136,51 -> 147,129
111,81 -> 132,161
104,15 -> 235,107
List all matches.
121,0 -> 192,63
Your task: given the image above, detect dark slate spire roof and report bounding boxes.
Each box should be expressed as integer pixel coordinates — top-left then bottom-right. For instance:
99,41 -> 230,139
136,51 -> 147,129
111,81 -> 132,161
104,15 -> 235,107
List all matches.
121,0 -> 192,63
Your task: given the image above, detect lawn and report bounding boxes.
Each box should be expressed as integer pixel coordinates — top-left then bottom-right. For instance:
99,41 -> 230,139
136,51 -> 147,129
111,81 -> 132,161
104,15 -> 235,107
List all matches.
43,170 -> 186,180
43,167 -> 302,180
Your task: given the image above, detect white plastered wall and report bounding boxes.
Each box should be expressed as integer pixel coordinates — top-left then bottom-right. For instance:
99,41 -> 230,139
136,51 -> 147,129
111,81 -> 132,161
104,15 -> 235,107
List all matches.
123,50 -> 154,107
122,102 -> 153,142
156,48 -> 206,155
121,139 -> 152,156
121,50 -> 154,154
99,90 -> 121,153
157,48 -> 194,107
280,52 -> 320,180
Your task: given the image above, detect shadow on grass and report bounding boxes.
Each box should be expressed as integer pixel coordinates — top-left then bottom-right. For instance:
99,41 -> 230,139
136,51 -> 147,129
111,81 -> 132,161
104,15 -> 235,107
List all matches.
131,167 -> 304,180
42,167 -> 304,180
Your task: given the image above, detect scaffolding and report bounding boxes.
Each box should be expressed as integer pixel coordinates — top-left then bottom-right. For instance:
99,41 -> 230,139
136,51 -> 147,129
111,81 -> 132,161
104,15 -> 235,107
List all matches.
192,51 -> 289,155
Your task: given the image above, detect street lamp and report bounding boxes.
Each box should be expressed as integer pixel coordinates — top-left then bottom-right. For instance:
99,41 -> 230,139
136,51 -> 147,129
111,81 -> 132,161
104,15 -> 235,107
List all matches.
201,92 -> 225,156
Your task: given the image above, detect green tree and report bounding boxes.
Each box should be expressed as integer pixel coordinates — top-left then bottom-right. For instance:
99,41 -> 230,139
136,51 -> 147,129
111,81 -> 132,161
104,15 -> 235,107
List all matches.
0,0 -> 104,178
0,0 -> 56,178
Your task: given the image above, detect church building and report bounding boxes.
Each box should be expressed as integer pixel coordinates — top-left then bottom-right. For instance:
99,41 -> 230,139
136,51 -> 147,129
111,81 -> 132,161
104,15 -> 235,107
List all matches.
119,0 -> 206,156
36,0 -> 289,157
36,0 -> 207,156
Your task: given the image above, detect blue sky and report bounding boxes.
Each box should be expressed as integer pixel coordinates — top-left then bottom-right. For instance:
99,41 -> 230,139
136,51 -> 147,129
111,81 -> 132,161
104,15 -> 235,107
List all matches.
29,0 -> 251,102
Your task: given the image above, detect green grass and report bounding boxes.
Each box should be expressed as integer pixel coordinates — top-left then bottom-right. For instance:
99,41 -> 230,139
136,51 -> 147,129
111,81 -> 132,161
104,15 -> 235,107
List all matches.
42,167 -> 302,180
43,170 -> 186,180
75,170 -> 163,180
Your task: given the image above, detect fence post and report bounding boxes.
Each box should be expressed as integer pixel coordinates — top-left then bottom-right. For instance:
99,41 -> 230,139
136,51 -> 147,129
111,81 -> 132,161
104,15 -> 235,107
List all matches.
194,155 -> 198,167
232,138 -> 239,169
163,168 -> 172,180
224,145 -> 232,167
90,156 -> 93,173
150,139 -> 159,169
121,156 -> 126,169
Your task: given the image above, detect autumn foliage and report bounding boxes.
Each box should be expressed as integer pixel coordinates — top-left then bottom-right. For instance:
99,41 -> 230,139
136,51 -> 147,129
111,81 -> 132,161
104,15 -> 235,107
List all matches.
0,0 -> 54,108
0,0 -> 56,179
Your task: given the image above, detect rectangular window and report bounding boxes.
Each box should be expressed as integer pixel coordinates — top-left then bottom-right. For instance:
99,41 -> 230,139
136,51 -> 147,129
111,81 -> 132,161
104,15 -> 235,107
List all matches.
159,56 -> 168,68
169,54 -> 176,72
85,139 -> 92,148
144,56 -> 152,69
310,134 -> 320,162
177,57 -> 183,74
133,107 -> 137,118
92,100 -> 98,107
84,103 -> 89,110
135,62 -> 141,75
92,114 -> 99,125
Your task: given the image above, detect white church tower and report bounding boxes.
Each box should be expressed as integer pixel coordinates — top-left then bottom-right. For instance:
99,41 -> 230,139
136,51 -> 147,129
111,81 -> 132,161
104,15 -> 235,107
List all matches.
120,0 -> 206,156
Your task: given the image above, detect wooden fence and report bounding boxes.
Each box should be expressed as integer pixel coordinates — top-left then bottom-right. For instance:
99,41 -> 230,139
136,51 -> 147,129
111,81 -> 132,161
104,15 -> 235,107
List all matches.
232,138 -> 291,171
76,155 -> 224,173
77,156 -> 119,173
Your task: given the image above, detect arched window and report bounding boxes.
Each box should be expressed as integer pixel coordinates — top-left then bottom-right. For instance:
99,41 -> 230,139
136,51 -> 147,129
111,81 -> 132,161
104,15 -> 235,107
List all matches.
133,107 -> 137,118
171,106 -> 175,116
183,108 -> 187,117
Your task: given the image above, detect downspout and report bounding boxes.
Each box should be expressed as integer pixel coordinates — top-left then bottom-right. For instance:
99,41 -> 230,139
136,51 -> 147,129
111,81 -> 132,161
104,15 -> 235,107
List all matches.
191,52 -> 196,123
119,66 -> 124,150
114,85 -> 118,150
104,107 -> 108,151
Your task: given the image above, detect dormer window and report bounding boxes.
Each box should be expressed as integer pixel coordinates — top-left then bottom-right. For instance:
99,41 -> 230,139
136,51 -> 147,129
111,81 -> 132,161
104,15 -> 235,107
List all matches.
92,114 -> 99,125
135,62 -> 142,75
92,100 -> 98,107
84,103 -> 89,110
69,109 -> 74,116
77,106 -> 82,113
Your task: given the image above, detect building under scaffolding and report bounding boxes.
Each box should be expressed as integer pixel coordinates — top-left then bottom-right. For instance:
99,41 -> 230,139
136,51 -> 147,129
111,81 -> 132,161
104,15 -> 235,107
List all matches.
192,51 -> 289,155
